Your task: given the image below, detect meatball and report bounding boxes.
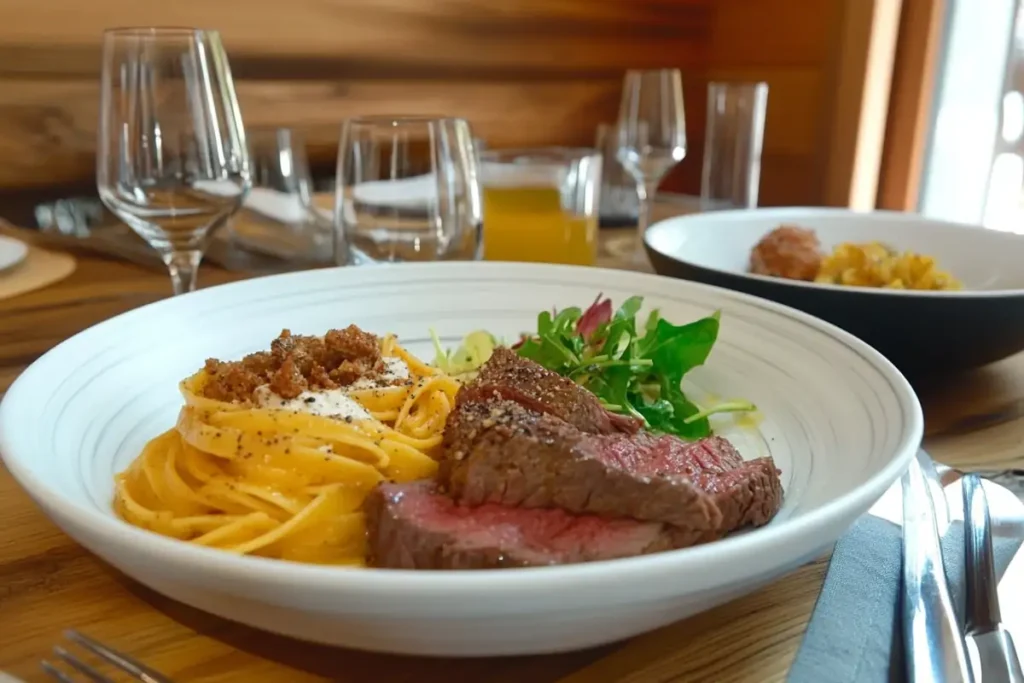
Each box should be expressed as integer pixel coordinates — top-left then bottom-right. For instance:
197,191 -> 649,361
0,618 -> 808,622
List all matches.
749,225 -> 823,281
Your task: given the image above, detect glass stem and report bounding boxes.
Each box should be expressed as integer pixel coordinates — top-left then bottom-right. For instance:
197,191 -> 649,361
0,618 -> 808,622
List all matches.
635,178 -> 662,248
163,249 -> 202,295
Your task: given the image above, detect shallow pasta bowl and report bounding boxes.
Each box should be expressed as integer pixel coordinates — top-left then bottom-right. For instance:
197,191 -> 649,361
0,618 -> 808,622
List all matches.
0,262 -> 921,655
644,207 -> 1024,376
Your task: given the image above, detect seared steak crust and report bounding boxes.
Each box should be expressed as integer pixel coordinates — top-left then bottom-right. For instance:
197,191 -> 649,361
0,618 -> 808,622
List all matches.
441,400 -> 724,530
458,348 -> 642,435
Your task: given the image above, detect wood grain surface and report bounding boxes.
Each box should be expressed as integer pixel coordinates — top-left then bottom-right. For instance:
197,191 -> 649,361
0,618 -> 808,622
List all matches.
0,0 -> 898,210
2,203 -> 1024,681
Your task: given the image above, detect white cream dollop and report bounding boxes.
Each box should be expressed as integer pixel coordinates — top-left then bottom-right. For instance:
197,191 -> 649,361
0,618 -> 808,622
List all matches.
349,356 -> 412,390
253,385 -> 371,421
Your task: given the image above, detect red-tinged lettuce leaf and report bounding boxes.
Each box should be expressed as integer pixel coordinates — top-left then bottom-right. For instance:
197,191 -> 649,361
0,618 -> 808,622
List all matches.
577,295 -> 613,340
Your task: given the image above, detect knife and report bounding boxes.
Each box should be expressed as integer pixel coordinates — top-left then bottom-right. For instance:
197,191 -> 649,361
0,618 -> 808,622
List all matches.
962,473 -> 1024,683
902,450 -> 975,682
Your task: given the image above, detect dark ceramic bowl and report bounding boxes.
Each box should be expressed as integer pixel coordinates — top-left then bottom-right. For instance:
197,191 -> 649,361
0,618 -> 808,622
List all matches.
644,207 -> 1024,376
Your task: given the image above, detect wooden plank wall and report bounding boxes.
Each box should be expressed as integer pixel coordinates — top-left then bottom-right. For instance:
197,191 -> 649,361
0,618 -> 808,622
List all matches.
0,0 -> 894,211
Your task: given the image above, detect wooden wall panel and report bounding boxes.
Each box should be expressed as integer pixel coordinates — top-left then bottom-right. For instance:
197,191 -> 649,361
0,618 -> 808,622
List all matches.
0,0 -> 902,210
0,0 -> 710,72
876,0 -> 946,210
819,0 -> 903,209
0,79 -> 628,188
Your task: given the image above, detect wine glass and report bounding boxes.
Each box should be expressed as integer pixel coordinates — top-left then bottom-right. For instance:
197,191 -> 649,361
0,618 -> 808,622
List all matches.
616,69 -> 687,259
97,27 -> 250,295
335,116 -> 482,264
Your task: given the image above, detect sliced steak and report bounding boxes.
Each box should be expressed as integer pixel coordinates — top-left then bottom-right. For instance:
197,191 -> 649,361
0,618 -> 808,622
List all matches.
364,480 -> 712,569
458,347 -> 642,435
441,400 -> 717,528
685,442 -> 784,529
442,399 -> 783,532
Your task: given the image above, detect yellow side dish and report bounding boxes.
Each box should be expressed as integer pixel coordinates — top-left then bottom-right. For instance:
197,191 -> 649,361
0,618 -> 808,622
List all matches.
814,242 -> 962,291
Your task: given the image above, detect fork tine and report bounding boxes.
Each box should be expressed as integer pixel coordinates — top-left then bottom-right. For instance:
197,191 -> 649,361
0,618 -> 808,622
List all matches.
62,631 -> 172,683
53,646 -> 116,683
40,660 -> 76,683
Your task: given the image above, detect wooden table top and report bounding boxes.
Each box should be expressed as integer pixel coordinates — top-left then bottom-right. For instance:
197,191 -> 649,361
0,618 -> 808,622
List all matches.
2,224 -> 1024,682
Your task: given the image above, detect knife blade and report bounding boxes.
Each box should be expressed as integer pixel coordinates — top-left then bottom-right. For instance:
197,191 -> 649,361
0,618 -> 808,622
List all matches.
962,473 -> 1024,683
902,450 -> 975,682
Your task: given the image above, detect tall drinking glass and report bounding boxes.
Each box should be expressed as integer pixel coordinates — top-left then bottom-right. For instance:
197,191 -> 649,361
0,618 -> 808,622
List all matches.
616,69 -> 687,258
229,127 -> 332,264
335,116 -> 483,264
701,82 -> 769,209
481,148 -> 601,265
596,124 -> 639,225
97,28 -> 250,294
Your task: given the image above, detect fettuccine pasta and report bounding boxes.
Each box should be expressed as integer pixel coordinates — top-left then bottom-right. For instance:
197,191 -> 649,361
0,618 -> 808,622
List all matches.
114,331 -> 461,565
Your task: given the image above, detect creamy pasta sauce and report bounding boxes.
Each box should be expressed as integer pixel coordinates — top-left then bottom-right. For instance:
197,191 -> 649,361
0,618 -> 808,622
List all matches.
253,385 -> 372,421
349,357 -> 412,389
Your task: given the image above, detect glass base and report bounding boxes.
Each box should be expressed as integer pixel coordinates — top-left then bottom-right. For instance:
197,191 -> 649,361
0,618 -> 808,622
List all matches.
602,232 -> 649,267
344,238 -> 482,265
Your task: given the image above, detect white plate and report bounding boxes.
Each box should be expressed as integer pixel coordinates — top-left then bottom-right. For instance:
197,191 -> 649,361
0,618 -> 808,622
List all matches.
0,262 -> 922,656
644,208 -> 1024,375
0,235 -> 28,272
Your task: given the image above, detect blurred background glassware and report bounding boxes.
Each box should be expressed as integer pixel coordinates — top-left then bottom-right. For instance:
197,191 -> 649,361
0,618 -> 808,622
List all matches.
480,147 -> 602,265
96,27 -> 250,295
595,123 -> 639,227
228,127 -> 332,265
334,116 -> 483,265
701,81 -> 769,209
616,68 -> 687,259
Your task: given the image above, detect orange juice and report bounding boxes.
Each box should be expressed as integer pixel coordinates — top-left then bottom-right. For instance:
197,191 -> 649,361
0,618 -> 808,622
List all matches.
479,148 -> 602,265
482,186 -> 598,265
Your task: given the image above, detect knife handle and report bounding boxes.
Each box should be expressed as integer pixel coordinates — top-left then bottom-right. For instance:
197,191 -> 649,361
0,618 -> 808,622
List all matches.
964,474 -> 1002,632
963,474 -> 1024,683
902,454 -> 975,683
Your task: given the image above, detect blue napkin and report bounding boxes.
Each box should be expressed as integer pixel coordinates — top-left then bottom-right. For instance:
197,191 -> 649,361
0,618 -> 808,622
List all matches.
787,515 -> 1022,682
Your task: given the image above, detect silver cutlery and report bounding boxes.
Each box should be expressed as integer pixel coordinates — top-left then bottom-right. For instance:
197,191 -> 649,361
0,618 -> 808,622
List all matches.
963,473 -> 1024,682
0,218 -> 295,275
40,630 -> 172,683
902,450 -> 975,682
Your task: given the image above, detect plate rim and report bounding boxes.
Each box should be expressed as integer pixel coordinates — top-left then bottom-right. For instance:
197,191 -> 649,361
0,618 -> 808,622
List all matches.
0,262 -> 923,593
0,234 -> 28,272
645,207 -> 1024,299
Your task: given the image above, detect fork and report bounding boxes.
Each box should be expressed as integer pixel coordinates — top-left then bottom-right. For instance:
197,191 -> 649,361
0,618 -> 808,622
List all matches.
40,630 -> 172,683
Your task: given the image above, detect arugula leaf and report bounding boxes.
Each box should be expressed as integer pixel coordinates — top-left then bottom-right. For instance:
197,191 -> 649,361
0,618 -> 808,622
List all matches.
551,307 -> 582,337
643,308 -> 661,335
594,366 -> 646,422
536,310 -> 554,337
639,313 -> 720,387
615,296 -> 644,321
633,396 -> 675,432
507,296 -> 751,439
658,376 -> 712,439
683,399 -> 758,424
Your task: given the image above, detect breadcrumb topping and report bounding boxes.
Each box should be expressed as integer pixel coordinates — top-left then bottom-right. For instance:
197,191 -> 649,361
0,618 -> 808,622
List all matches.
201,325 -> 389,402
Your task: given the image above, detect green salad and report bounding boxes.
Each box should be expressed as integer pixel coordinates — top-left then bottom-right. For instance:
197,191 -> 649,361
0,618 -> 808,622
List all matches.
431,295 -> 754,439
